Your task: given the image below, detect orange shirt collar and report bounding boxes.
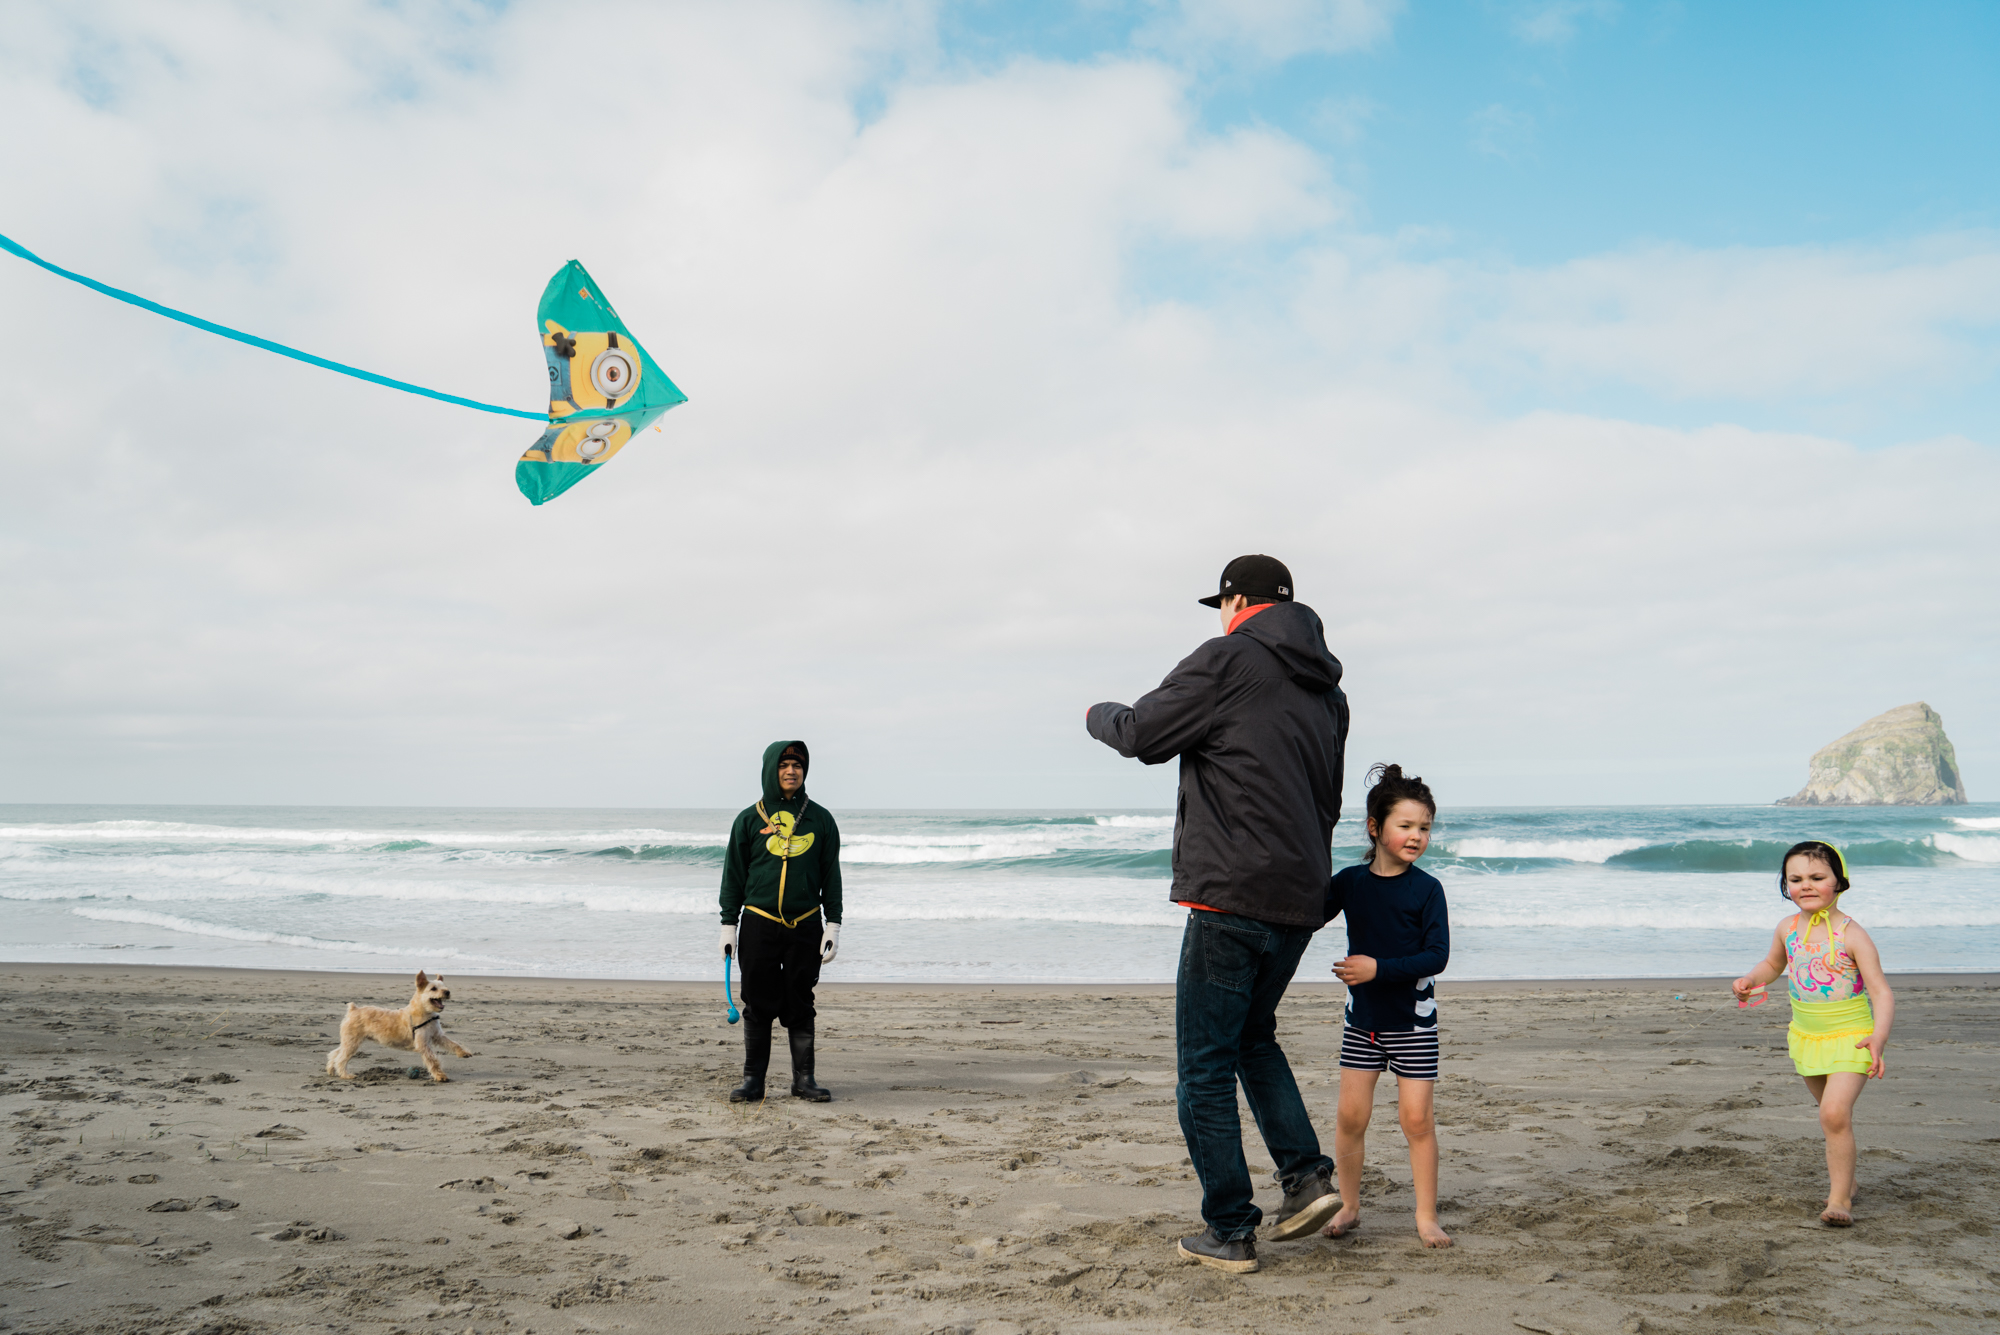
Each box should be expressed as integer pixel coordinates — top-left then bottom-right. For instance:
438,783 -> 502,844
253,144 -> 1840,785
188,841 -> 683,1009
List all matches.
1226,602 -> 1275,634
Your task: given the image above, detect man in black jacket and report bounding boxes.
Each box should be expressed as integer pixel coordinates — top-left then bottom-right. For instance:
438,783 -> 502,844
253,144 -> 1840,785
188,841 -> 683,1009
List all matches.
1086,554 -> 1350,1274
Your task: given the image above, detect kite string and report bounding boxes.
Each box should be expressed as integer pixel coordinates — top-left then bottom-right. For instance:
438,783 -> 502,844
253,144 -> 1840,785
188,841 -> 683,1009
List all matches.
0,229 -> 547,422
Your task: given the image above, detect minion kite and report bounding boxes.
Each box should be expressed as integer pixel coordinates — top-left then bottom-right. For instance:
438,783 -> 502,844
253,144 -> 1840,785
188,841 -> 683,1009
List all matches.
516,260 -> 686,504
0,232 -> 684,506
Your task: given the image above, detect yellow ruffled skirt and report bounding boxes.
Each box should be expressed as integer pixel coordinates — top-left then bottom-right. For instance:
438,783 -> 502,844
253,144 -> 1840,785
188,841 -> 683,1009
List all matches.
1788,995 -> 1874,1077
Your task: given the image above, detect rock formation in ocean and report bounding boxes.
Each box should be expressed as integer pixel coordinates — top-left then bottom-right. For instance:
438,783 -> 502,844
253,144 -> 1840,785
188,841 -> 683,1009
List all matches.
1777,702 -> 1968,806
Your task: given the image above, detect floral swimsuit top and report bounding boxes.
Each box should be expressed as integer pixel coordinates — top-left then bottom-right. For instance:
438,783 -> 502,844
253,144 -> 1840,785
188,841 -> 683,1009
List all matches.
1784,910 -> 1865,1003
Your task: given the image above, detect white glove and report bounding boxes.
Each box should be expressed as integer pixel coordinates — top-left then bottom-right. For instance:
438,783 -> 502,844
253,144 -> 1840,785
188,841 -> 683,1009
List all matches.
720,925 -> 736,959
820,922 -> 840,964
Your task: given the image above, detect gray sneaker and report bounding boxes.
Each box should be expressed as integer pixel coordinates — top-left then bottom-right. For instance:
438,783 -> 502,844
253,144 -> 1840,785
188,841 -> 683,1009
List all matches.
1176,1226 -> 1259,1274
1267,1168 -> 1340,1240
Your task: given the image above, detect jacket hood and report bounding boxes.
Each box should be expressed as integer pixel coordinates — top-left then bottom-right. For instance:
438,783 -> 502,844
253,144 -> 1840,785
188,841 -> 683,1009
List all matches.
760,739 -> 810,806
1233,601 -> 1343,693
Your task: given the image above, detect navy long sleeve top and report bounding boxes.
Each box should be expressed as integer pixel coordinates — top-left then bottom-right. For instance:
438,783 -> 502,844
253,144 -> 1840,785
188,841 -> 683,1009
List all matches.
1324,863 -> 1450,1031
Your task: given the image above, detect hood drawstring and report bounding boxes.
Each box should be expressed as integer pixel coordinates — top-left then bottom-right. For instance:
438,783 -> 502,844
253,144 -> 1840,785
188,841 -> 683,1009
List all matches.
748,799 -> 822,930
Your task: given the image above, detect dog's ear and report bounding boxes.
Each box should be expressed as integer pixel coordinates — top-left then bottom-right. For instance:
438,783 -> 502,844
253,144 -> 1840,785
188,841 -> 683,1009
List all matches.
415,970 -> 429,989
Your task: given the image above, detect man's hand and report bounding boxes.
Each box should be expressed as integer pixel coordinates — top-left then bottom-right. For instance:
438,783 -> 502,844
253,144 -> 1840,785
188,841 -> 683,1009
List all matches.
1332,955 -> 1377,985
821,922 -> 840,964
720,925 -> 736,959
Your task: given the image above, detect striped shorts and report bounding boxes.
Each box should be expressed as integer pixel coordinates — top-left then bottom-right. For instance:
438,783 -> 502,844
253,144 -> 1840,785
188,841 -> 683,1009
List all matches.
1338,1026 -> 1440,1081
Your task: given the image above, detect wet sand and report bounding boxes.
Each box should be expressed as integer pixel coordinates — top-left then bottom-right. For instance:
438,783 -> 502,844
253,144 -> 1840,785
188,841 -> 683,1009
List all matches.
2,964 -> 1995,1335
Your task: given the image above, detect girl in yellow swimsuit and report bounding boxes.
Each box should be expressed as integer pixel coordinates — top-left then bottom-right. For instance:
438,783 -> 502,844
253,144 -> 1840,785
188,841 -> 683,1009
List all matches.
1732,840 -> 1895,1227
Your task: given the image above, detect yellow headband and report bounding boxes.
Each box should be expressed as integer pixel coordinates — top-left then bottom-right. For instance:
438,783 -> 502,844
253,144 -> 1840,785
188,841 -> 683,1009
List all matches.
1811,840 -> 1849,883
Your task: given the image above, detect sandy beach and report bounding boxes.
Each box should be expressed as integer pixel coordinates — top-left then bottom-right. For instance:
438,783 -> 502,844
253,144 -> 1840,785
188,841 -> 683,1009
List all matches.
2,964 -> 1995,1335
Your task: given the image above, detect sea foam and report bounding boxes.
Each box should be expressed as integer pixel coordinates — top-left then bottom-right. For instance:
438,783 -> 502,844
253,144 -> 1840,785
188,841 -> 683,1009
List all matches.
70,906 -> 536,967
6,802 -> 1996,981
1444,837 -> 1651,863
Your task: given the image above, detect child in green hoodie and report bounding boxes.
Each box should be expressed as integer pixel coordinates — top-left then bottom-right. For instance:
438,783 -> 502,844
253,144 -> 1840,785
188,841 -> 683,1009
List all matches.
719,740 -> 843,1102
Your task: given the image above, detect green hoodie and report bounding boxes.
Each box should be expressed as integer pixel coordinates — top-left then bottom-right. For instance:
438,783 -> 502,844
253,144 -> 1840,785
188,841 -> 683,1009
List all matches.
718,740 -> 843,928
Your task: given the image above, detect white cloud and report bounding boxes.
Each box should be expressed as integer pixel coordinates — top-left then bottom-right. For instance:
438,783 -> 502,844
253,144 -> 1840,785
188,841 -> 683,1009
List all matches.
1509,0 -> 1620,46
1142,0 -> 1403,63
1495,240 -> 2000,399
1467,102 -> 1535,160
1290,236 -> 2000,403
0,0 -> 1995,810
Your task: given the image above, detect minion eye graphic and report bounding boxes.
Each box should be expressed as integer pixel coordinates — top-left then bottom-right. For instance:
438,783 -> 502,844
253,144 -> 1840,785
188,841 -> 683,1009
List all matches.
575,420 -> 619,461
590,346 -> 639,401
516,260 -> 686,505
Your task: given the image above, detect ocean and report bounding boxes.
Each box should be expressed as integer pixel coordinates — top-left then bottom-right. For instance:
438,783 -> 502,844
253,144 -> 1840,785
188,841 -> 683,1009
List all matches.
2,803 -> 1995,985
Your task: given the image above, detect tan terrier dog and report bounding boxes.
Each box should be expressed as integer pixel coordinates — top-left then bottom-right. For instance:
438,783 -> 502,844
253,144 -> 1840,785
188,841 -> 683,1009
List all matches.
326,971 -> 474,1082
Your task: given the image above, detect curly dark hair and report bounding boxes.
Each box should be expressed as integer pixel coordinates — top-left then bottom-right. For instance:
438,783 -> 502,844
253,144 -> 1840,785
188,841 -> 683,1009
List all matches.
1364,763 -> 1436,857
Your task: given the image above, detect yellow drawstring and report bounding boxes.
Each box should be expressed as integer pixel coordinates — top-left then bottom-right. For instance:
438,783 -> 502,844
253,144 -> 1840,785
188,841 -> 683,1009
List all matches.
746,801 -> 820,929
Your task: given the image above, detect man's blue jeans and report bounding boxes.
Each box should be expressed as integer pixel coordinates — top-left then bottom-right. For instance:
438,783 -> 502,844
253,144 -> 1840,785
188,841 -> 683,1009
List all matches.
1176,908 -> 1333,1240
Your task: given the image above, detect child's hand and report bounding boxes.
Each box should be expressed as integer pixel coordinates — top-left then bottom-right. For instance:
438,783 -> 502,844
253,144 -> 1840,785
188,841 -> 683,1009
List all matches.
1857,1033 -> 1887,1079
1730,975 -> 1758,1002
1333,955 -> 1377,985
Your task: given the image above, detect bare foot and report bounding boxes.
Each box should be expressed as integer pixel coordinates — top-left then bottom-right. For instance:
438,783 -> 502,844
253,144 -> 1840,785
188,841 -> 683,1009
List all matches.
1820,1200 -> 1853,1227
1320,1206 -> 1361,1238
1417,1219 -> 1453,1248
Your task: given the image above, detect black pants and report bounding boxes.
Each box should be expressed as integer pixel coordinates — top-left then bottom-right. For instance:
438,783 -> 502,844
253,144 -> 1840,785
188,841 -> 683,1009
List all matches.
738,912 -> 823,1030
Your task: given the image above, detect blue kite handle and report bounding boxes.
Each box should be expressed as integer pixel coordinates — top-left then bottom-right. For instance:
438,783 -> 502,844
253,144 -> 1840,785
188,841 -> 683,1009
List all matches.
724,953 -> 740,1024
0,229 -> 547,421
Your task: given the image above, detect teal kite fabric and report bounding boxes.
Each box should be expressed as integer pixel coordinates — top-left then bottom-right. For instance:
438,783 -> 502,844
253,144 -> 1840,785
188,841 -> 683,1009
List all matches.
517,261 -> 687,505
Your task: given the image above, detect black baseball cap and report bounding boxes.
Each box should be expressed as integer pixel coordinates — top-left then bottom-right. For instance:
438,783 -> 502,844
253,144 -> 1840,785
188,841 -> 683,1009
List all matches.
1198,554 -> 1294,608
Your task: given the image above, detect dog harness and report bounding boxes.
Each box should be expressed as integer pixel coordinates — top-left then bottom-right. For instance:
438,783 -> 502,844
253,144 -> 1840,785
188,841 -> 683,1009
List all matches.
412,1014 -> 441,1035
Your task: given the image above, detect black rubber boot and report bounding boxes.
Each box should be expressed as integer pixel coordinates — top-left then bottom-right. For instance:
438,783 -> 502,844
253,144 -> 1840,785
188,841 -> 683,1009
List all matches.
730,1016 -> 772,1103
788,1026 -> 832,1102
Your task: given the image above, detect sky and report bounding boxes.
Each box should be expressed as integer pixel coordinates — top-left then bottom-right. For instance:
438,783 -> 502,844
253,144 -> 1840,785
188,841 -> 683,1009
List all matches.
1,0 -> 1996,810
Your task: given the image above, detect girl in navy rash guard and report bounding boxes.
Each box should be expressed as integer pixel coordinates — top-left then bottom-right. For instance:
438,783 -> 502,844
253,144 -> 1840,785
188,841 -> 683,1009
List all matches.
1320,763 -> 1453,1249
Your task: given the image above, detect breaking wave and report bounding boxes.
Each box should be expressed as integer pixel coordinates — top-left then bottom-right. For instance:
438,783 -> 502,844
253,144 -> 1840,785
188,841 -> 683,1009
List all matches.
1443,837 -> 1650,864
8,802 -> 1997,980
1930,833 -> 2000,863
1434,835 -> 1982,872
0,820 -> 727,848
